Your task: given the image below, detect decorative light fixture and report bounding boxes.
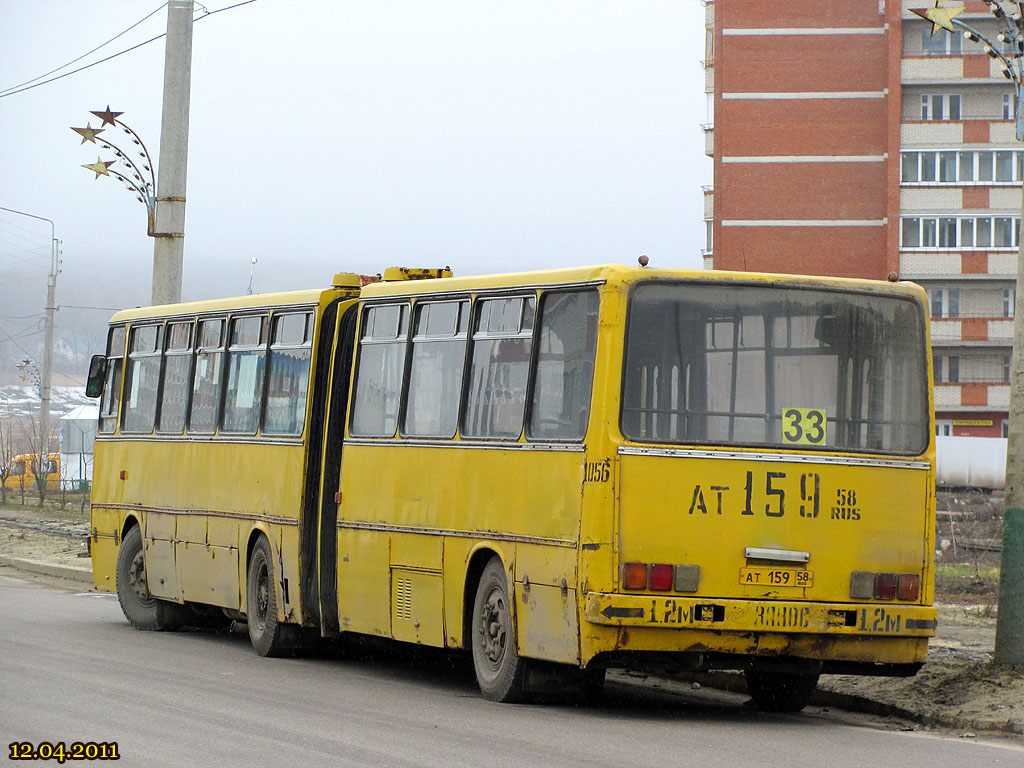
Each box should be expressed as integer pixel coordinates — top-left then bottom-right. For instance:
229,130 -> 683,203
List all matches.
70,107 -> 157,234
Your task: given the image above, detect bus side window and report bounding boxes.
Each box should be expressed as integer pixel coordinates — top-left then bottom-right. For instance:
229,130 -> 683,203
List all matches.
98,325 -> 127,434
350,303 -> 409,437
462,296 -> 536,440
222,315 -> 268,435
158,320 -> 194,434
263,312 -> 313,436
190,318 -> 226,434
122,324 -> 162,434
403,300 -> 469,438
527,290 -> 599,441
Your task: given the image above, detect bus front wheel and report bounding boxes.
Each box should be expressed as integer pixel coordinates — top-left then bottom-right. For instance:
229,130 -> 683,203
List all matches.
744,668 -> 820,712
246,536 -> 288,657
115,525 -> 179,631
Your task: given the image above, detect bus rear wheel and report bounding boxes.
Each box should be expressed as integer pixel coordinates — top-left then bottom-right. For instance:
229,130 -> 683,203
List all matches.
471,557 -> 530,703
744,668 -> 820,712
246,536 -> 289,657
115,525 -> 180,631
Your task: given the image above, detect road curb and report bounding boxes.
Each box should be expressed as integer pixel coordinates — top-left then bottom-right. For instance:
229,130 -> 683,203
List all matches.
666,670 -> 1024,736
0,555 -> 92,584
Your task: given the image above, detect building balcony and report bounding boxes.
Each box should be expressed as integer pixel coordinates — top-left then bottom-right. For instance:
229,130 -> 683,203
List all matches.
702,123 -> 713,157
702,185 -> 713,218
902,56 -> 964,83
935,382 -> 1011,409
929,316 -> 1014,346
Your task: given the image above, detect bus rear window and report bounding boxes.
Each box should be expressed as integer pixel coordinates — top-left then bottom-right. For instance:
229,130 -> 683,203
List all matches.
621,282 -> 929,455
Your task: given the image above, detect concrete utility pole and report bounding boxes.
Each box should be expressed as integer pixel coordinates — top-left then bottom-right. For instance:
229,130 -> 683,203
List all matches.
151,0 -> 194,306
912,1 -> 1024,663
0,207 -> 58,495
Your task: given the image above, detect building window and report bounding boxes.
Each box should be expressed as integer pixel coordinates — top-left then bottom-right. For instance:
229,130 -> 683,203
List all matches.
938,217 -> 957,247
1005,355 -> 1012,383
995,217 -> 1016,247
922,27 -> 962,55
901,152 -> 918,182
936,420 -> 953,436
705,219 -> 713,254
902,217 -> 920,247
929,289 -> 960,318
900,149 -> 1024,184
921,94 -> 960,120
961,218 -> 975,247
1004,420 -> 1010,438
1004,92 -> 1017,120
922,217 -> 937,247
901,216 -> 1020,249
939,151 -> 957,182
1004,288 -> 1016,318
959,151 -> 975,181
933,355 -> 959,383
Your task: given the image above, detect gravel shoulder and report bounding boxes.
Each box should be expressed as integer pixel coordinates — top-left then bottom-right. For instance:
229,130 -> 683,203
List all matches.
1,503 -> 1020,740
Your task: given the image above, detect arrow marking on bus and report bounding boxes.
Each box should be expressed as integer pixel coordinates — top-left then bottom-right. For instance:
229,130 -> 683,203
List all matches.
600,605 -> 645,619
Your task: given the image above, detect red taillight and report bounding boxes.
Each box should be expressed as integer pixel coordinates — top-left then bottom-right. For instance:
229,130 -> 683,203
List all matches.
875,572 -> 898,600
650,564 -> 673,591
623,562 -> 647,590
897,573 -> 920,601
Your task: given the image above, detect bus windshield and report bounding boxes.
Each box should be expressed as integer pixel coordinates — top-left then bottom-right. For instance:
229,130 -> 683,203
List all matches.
621,281 -> 929,455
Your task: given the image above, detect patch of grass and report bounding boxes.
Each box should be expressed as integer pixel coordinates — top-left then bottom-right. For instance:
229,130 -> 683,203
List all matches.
936,564 -> 1001,580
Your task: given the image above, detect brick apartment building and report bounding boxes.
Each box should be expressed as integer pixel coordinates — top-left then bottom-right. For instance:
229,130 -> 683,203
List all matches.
701,0 -> 1017,438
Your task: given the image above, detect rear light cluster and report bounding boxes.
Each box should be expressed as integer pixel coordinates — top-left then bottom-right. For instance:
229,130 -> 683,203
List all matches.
622,562 -> 700,592
850,571 -> 920,601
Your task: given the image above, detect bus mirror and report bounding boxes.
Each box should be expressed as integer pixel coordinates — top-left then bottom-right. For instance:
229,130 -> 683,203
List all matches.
86,355 -> 107,398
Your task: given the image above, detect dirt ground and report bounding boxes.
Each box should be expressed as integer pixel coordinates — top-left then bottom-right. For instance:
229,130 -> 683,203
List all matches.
1,500 -> 1021,736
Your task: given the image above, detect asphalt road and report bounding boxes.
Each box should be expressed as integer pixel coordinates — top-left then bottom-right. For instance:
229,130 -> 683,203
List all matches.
1,572 -> 1021,768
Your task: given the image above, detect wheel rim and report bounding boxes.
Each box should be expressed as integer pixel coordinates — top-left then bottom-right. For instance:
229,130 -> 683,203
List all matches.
478,585 -> 508,670
127,548 -> 154,606
253,560 -> 269,632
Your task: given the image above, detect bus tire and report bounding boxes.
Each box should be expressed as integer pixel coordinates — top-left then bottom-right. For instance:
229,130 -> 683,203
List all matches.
471,557 -> 530,703
744,669 -> 820,712
115,525 -> 179,631
246,536 -> 288,657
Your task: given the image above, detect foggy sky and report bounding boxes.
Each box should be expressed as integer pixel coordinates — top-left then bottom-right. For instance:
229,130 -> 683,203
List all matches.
0,0 -> 708,372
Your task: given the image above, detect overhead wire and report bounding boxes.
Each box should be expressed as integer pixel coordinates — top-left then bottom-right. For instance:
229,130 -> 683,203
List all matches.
0,2 -> 168,96
0,0 -> 258,100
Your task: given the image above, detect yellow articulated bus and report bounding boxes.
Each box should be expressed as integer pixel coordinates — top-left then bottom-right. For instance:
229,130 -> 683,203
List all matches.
87,264 -> 936,711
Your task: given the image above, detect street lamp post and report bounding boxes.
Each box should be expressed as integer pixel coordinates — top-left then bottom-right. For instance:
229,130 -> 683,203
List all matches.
0,206 -> 59,501
913,0 -> 1024,663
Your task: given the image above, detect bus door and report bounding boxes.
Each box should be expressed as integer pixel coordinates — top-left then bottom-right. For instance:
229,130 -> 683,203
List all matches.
299,299 -> 341,630
314,304 -> 358,636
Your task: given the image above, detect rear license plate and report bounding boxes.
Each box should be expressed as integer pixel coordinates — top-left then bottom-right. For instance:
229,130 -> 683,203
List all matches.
740,567 -> 813,588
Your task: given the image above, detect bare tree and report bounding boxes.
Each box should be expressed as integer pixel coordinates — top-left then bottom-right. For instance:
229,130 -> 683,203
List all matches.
0,404 -> 15,505
24,412 -> 59,508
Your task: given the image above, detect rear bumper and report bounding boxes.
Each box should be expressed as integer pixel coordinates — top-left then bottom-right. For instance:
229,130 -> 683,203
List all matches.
584,592 -> 937,637
581,592 -> 935,670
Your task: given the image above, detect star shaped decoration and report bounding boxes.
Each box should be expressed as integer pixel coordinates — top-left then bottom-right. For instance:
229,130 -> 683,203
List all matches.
82,158 -> 115,179
70,123 -> 105,144
911,2 -> 965,37
90,106 -> 123,127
